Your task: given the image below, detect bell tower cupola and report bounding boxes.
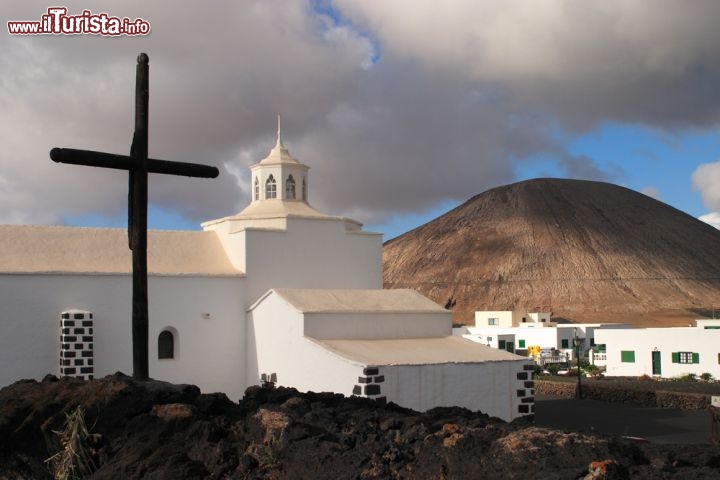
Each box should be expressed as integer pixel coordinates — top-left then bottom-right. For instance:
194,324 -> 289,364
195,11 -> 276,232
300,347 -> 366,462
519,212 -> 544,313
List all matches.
201,115 -> 364,235
250,115 -> 309,204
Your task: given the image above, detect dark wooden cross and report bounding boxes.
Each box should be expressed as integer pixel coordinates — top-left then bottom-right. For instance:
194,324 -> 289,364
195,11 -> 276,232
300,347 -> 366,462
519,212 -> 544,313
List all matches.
50,53 -> 219,380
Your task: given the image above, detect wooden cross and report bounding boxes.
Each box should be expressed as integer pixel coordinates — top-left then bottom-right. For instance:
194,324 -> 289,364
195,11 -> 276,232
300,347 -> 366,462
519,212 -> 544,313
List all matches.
50,53 -> 219,380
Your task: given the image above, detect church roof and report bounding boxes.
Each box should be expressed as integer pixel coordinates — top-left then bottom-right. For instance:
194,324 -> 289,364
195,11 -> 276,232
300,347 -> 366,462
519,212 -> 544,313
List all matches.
0,225 -> 241,276
203,199 -> 364,230
229,199 -> 340,221
310,336 -> 523,365
265,288 -> 446,313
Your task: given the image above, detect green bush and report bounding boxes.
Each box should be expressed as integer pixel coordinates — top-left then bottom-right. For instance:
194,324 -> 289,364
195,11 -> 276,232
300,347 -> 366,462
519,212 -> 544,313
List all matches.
673,373 -> 697,382
546,364 -> 560,375
700,372 -> 714,382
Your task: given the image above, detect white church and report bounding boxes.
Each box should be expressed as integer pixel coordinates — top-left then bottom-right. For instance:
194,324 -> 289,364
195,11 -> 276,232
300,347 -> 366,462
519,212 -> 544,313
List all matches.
0,127 -> 533,421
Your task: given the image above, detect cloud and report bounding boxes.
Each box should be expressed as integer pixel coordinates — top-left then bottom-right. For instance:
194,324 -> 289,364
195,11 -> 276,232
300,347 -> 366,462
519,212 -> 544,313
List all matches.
335,0 -> 720,129
640,187 -> 661,200
0,1 -> 373,224
692,161 -> 720,211
2,1 -> 720,228
699,212 -> 720,230
557,154 -> 624,182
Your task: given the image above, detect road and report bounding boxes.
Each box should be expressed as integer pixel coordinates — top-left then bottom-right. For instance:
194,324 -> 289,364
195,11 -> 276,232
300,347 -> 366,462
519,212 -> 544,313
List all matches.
534,395 -> 715,444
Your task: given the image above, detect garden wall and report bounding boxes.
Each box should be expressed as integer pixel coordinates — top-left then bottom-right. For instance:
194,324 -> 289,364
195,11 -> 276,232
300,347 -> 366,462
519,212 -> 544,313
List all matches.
535,379 -> 711,410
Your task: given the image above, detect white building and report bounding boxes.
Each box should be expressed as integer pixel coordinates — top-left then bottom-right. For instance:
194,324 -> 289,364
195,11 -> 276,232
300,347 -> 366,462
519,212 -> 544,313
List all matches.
474,310 -> 554,328
0,126 -> 533,421
596,319 -> 720,379
460,310 -> 630,362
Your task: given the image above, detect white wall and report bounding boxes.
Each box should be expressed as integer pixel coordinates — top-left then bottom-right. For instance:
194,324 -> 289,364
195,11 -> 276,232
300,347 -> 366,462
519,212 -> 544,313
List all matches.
250,292 -> 535,421
381,360 -> 534,421
513,328 -> 560,350
0,273 -> 247,400
209,227 -> 247,273
243,219 -> 382,307
0,274 -> 132,387
148,276 -> 247,400
528,312 -> 552,323
597,327 -> 720,378
466,326 -> 560,350
247,292 -> 362,395
305,312 -> 450,340
475,311 -> 515,328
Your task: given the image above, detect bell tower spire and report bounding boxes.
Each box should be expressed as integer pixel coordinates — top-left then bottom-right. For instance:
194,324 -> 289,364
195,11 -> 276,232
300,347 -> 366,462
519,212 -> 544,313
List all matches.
276,114 -> 284,149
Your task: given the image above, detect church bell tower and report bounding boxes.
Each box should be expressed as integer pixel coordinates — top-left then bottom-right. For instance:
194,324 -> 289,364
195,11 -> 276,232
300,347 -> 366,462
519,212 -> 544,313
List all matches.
250,116 -> 309,204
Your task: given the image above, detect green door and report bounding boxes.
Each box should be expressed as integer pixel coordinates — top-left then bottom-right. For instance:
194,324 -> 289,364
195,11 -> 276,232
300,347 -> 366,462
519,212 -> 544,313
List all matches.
505,341 -> 514,353
652,351 -> 662,375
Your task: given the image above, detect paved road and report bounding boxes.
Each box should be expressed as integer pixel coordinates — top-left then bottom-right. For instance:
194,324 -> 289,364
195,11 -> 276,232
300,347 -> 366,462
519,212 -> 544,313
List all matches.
534,396 -> 715,444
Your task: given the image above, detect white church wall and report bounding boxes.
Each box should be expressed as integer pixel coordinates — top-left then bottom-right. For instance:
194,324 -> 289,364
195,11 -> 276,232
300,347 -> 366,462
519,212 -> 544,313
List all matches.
0,273 -> 246,398
148,276 -> 247,400
208,227 -> 247,273
243,219 -> 382,306
247,293 -> 362,395
380,360 -> 535,422
248,291 -> 535,421
305,312 -> 450,340
0,274 -> 132,387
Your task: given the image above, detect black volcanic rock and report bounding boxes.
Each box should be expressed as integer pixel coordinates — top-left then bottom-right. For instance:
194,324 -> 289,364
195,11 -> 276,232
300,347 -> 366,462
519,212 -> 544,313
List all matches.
2,375 -> 719,479
383,178 -> 720,325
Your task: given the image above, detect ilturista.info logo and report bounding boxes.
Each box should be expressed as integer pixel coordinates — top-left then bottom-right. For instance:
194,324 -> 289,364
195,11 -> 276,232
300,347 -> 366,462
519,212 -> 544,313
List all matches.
8,7 -> 150,36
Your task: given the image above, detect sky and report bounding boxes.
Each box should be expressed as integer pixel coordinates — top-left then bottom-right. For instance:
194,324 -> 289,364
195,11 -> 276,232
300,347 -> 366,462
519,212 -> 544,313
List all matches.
2,1 -> 720,241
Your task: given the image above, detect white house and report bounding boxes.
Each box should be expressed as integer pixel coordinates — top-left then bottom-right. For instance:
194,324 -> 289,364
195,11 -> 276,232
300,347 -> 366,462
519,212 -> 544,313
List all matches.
474,310 -> 554,328
595,319 -> 720,379
460,310 -> 630,363
0,125 -> 533,421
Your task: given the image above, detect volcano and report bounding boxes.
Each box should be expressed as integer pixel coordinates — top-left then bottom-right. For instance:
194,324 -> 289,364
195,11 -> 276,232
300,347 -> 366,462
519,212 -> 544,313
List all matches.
383,179 -> 720,326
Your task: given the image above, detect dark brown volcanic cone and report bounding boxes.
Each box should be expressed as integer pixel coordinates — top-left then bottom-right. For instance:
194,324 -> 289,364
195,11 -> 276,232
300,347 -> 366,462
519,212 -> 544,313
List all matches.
383,179 -> 720,326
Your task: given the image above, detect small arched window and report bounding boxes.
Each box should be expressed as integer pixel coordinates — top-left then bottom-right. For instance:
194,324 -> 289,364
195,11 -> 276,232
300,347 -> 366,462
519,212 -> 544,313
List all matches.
265,175 -> 277,199
158,330 -> 174,359
302,177 -> 307,201
285,175 -> 296,199
254,177 -> 259,201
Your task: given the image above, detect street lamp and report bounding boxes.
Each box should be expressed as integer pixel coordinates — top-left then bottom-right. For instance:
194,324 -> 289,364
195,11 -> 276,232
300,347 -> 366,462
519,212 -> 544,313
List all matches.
574,328 -> 582,400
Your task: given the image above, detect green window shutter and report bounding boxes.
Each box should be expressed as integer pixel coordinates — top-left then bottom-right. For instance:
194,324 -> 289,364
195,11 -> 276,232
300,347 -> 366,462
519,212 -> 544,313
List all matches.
561,339 -> 569,348
692,352 -> 700,364
499,340 -> 506,349
671,352 -> 679,363
519,339 -> 526,348
621,350 -> 635,363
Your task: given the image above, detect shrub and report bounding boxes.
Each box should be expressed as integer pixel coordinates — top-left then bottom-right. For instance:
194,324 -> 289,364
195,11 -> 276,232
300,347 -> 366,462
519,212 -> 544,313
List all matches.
546,364 -> 560,375
673,373 -> 697,382
700,372 -> 714,382
45,406 -> 98,479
